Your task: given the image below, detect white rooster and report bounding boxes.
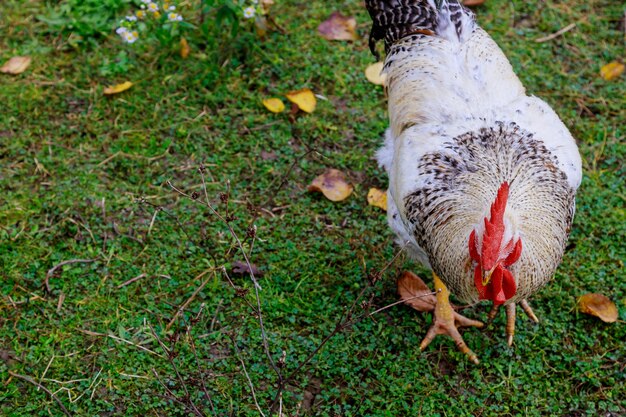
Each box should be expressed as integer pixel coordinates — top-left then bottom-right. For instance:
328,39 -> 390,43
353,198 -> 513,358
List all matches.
365,0 -> 582,363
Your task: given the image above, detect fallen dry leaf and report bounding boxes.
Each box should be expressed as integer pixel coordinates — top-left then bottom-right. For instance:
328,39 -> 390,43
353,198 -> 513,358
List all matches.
285,88 -> 316,113
365,62 -> 386,85
397,271 -> 436,312
262,97 -> 285,113
232,261 -> 263,277
578,293 -> 618,323
180,38 -> 190,59
103,81 -> 133,95
463,0 -> 486,6
318,12 -> 359,41
255,15 -> 269,38
308,168 -> 353,202
600,61 -> 624,81
260,150 -> 277,161
0,56 -> 31,75
367,188 -> 387,211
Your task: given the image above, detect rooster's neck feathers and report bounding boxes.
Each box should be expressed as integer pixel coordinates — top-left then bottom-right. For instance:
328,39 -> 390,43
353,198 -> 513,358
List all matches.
365,0 -> 474,57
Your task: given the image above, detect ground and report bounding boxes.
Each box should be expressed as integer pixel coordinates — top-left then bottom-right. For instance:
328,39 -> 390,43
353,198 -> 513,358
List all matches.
1,0 -> 624,416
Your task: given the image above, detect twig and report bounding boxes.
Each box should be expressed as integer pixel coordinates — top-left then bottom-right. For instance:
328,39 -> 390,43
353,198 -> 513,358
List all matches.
197,172 -> 283,385
169,178 -> 283,383
356,291 -> 438,319
210,299 -> 224,333
148,324 -> 204,417
232,336 -> 267,417
535,23 -> 576,42
117,273 -> 147,289
183,304 -> 218,417
137,198 -> 220,268
166,268 -> 214,331
269,246 -> 407,411
78,329 -> 164,359
8,371 -> 72,416
45,259 -> 95,292
151,369 -> 202,417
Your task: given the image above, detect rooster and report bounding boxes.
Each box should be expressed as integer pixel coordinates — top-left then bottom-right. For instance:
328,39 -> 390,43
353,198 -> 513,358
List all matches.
365,0 -> 582,363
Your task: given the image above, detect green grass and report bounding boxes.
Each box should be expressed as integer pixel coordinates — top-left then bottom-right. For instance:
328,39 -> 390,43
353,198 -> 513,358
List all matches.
1,0 -> 625,416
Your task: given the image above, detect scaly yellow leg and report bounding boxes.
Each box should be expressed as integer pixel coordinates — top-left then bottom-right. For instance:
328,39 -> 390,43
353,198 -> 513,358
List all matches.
419,273 -> 483,364
489,299 -> 540,346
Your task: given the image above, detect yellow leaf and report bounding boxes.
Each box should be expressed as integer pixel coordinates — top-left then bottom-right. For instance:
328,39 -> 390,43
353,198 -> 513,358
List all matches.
255,15 -> 268,38
578,293 -> 618,323
318,12 -> 358,41
0,56 -> 32,75
285,88 -> 317,113
308,168 -> 353,202
262,98 -> 285,113
367,187 -> 387,211
600,61 -> 624,81
180,38 -> 190,59
365,62 -> 386,86
103,81 -> 133,95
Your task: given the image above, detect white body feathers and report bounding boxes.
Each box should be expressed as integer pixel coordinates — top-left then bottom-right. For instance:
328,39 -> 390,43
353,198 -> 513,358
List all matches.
375,9 -> 582,302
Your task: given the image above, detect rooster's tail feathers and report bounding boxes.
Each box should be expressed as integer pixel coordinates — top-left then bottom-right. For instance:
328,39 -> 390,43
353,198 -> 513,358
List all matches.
365,0 -> 475,57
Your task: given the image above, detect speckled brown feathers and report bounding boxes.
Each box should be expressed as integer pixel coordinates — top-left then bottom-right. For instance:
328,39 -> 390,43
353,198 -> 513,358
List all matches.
365,0 -> 473,57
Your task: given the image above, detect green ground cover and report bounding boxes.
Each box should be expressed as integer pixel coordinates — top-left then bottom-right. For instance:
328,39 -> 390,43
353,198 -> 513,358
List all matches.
1,0 -> 624,415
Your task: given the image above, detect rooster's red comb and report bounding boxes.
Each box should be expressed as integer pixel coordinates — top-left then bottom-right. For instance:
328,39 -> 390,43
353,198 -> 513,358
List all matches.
481,182 -> 509,270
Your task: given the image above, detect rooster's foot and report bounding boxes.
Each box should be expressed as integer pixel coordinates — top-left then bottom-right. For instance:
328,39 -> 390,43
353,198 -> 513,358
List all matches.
487,299 -> 539,346
419,273 -> 484,364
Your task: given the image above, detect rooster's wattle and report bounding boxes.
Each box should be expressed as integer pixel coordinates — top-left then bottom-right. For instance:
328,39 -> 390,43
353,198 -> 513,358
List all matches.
365,0 -> 582,362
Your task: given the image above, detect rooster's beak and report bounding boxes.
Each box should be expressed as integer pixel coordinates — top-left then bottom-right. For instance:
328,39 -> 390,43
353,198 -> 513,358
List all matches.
482,267 -> 496,287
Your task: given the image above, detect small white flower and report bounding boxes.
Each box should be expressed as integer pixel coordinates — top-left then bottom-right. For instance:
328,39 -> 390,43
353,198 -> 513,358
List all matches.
116,26 -> 128,35
126,15 -> 137,21
147,2 -> 159,12
168,5 -> 176,10
123,31 -> 139,43
168,12 -> 183,22
243,6 -> 256,19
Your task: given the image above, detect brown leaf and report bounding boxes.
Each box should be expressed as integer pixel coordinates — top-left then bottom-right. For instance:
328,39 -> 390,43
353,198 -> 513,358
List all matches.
103,81 -> 133,95
180,38 -> 191,59
285,88 -> 317,113
367,188 -> 387,211
262,97 -> 285,113
365,62 -> 386,86
0,56 -> 31,75
232,261 -> 263,277
260,150 -> 277,161
463,0 -> 486,6
397,271 -> 436,312
578,293 -> 618,323
318,12 -> 359,41
600,61 -> 624,81
308,168 -> 353,202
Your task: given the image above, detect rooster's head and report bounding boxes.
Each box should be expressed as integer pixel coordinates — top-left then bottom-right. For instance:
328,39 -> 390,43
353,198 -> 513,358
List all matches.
468,182 -> 522,305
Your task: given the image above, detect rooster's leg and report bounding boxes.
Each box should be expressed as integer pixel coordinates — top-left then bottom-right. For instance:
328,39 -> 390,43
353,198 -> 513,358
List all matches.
520,300 -> 539,323
493,299 -> 540,346
419,273 -> 483,364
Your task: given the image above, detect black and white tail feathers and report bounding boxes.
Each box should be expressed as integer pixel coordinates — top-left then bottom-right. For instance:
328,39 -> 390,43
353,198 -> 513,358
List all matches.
365,0 -> 475,58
